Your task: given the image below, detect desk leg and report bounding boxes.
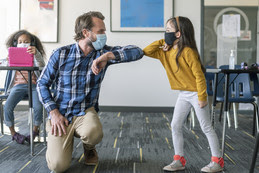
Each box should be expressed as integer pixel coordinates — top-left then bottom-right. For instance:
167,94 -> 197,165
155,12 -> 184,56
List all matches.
211,73 -> 218,128
0,101 -> 3,134
250,133 -> 259,173
28,71 -> 34,156
221,73 -> 229,157
43,108 -> 47,145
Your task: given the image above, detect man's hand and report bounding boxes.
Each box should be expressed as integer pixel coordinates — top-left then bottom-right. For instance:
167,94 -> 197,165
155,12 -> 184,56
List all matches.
50,109 -> 69,136
91,52 -> 115,75
198,100 -> 208,108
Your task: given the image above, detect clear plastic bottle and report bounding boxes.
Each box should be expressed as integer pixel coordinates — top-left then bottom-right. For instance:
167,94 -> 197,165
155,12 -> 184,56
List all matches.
229,50 -> 235,69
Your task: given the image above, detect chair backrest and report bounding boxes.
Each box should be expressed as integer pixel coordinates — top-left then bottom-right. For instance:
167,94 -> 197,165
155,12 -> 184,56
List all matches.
216,72 -> 254,102
4,71 -> 12,95
219,65 -> 241,69
205,66 -> 215,96
219,64 -> 259,96
215,73 -> 226,101
230,73 -> 253,99
250,73 -> 259,96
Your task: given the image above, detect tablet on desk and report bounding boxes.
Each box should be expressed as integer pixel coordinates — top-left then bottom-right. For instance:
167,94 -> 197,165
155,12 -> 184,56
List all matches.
8,47 -> 34,67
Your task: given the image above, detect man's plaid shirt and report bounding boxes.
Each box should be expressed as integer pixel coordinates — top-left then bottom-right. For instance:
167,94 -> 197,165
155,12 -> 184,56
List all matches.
37,43 -> 143,123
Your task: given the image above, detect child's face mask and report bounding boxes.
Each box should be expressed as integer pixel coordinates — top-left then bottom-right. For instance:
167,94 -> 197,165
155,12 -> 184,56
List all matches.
164,32 -> 177,46
17,43 -> 30,48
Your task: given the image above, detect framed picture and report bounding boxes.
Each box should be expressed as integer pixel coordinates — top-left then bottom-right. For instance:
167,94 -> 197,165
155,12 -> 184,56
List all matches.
110,0 -> 174,32
20,0 -> 58,42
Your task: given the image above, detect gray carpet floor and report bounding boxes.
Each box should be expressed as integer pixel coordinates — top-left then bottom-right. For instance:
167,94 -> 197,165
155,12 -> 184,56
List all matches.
0,110 -> 258,173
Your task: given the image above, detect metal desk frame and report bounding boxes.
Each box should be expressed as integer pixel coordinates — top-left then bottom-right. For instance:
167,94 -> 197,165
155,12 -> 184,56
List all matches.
207,68 -> 259,173
0,66 -> 40,156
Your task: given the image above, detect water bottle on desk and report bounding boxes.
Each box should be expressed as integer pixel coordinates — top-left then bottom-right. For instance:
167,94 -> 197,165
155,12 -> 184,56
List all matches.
229,50 -> 235,69
0,59 -> 8,66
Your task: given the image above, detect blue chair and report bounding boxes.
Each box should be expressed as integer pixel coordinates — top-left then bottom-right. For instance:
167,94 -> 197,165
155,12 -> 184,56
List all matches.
216,72 -> 259,136
205,66 -> 215,96
218,65 -> 242,129
249,73 -> 259,137
250,73 -> 259,96
249,73 -> 259,173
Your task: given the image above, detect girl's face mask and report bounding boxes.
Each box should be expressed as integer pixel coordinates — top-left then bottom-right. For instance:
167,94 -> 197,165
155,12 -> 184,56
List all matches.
17,43 -> 30,48
164,32 -> 177,46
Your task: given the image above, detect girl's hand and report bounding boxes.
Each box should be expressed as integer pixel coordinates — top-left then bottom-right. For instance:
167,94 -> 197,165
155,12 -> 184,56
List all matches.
162,43 -> 171,52
27,46 -> 36,55
198,100 -> 208,108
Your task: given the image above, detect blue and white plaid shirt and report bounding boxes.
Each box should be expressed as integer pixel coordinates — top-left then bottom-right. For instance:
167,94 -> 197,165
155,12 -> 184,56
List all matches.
37,43 -> 143,123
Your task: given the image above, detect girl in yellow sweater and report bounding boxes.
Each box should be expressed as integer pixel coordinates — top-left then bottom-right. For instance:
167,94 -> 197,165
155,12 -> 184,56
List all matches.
143,16 -> 224,172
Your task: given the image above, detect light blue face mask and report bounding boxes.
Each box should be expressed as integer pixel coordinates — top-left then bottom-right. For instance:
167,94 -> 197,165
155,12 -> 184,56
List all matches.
17,43 -> 30,48
88,31 -> 107,50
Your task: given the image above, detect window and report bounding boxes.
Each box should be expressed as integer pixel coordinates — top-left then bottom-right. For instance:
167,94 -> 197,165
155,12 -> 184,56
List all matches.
202,0 -> 258,68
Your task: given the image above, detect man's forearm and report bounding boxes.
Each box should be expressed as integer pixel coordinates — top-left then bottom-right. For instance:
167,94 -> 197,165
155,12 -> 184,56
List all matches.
101,52 -> 115,61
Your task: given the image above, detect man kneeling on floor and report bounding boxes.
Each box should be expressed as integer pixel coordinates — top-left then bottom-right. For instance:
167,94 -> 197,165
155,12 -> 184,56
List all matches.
37,11 -> 143,172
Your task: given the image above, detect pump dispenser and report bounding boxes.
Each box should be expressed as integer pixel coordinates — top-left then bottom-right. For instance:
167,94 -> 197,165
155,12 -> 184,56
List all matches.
229,50 -> 235,69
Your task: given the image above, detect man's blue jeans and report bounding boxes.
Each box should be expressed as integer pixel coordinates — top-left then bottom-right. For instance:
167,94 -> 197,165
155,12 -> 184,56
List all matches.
4,84 -> 43,127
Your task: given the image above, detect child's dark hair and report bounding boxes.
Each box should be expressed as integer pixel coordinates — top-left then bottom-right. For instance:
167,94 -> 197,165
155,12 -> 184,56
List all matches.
6,30 -> 46,57
167,16 -> 205,73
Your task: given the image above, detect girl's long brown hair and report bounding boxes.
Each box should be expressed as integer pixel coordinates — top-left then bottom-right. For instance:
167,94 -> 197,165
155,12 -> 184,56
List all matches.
167,16 -> 205,73
6,30 -> 46,57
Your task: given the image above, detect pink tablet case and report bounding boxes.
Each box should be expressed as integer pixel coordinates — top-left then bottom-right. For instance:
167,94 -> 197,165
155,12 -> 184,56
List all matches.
8,47 -> 34,67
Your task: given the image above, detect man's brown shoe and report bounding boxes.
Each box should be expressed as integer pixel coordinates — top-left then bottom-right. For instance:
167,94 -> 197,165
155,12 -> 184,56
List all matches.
84,147 -> 98,165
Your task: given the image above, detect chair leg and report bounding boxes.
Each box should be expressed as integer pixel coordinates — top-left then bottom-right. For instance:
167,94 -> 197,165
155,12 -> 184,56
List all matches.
233,103 -> 238,130
0,100 -> 4,135
219,102 -> 223,122
28,111 -> 31,126
253,103 -> 256,136
219,102 -> 229,123
43,108 -> 47,145
252,102 -> 259,136
191,107 -> 195,129
256,104 -> 259,133
250,132 -> 259,173
227,111 -> 231,128
37,127 -> 41,142
227,103 -> 231,128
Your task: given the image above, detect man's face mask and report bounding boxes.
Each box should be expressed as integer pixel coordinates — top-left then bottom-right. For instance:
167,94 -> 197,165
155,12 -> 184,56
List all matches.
164,32 -> 177,46
87,30 -> 107,50
17,43 -> 30,48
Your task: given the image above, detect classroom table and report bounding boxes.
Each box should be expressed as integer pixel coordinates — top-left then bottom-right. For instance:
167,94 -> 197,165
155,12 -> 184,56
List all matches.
0,65 -> 40,156
207,68 -> 259,173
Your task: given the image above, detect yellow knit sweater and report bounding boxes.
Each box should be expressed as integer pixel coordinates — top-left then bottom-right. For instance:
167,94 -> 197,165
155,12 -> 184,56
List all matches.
143,39 -> 207,101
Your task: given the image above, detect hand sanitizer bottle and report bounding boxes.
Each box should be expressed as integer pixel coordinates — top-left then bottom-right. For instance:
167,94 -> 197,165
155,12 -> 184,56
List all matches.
229,50 -> 235,69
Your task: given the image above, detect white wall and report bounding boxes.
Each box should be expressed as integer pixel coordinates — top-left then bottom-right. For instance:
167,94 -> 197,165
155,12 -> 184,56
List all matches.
0,0 -> 20,87
0,0 -> 201,107
205,0 -> 258,6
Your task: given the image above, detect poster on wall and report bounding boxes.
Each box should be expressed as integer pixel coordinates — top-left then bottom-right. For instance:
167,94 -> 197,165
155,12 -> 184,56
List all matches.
111,0 -> 174,32
20,0 -> 58,42
222,14 -> 240,37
